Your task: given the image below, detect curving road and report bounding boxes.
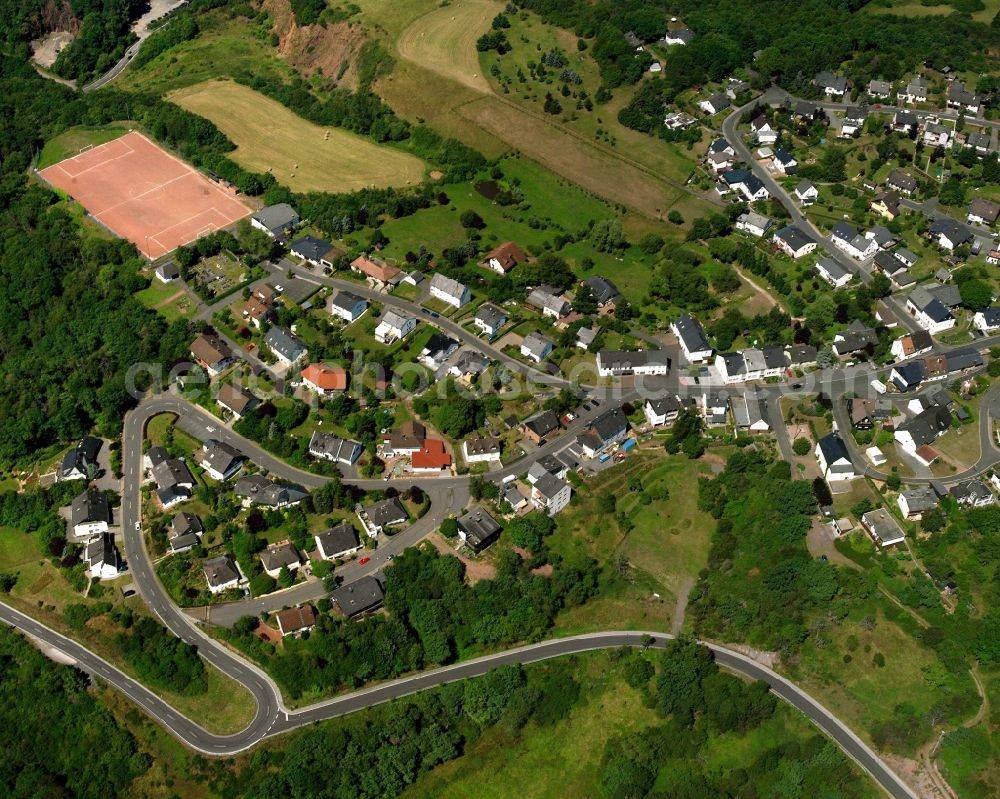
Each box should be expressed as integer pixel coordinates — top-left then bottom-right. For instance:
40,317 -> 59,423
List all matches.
0,604 -> 917,798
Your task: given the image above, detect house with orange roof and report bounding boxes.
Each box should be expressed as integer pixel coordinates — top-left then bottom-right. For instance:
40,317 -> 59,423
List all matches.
411,439 -> 452,473
351,254 -> 402,285
482,242 -> 529,274
301,363 -> 348,396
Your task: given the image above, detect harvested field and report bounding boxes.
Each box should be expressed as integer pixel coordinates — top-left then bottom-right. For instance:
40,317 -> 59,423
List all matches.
396,0 -> 502,93
38,131 -> 251,259
168,79 -> 426,193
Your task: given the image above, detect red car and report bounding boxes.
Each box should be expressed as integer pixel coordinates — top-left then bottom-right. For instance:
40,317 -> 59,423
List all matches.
358,556 -> 370,565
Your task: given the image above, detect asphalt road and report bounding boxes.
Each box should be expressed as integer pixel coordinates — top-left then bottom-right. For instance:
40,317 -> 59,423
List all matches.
0,606 -> 917,798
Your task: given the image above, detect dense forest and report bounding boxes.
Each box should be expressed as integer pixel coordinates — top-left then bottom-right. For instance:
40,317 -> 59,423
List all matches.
0,626 -> 150,797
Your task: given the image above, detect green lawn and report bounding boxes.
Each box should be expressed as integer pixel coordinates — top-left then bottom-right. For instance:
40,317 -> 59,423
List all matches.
38,123 -> 132,169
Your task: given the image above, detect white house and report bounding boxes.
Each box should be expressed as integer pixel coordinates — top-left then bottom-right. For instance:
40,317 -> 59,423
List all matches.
922,122 -> 951,148
815,434 -> 856,481
750,116 -> 779,145
263,326 -> 308,367
906,288 -> 955,335
897,487 -> 938,520
814,71 -> 847,97
374,310 -> 417,344
815,256 -> 853,288
84,535 -> 119,581
861,509 -> 906,548
314,523 -> 361,561
699,93 -> 730,115
429,272 -> 471,308
474,303 -> 507,337
644,396 -> 682,427
671,315 -> 712,363
831,222 -> 878,260
520,331 -> 554,363
71,489 -> 110,541
596,349 -> 670,377
462,435 -> 502,464
250,203 -> 299,237
735,211 -> 773,238
260,542 -> 303,580
530,473 -> 572,516
794,180 -> 819,204
329,291 -> 368,324
203,555 -> 242,595
773,148 -> 797,174
664,27 -> 695,45
773,225 -> 817,259
973,308 -> 1000,334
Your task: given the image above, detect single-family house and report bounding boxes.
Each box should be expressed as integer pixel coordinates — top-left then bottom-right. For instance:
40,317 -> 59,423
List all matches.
840,107 -> 867,137
259,542 -> 303,579
198,439 -> 244,481
596,349 -> 670,377
831,222 -> 878,260
848,398 -> 875,430
308,431 -> 362,465
234,475 -> 308,509
216,382 -> 258,419
474,303 -> 507,337
411,439 -> 452,473
816,434 -> 856,481
374,310 -> 416,344
974,307 -> 1000,333
531,473 -> 572,516
463,435 -> 501,464
522,410 -> 561,444
861,509 -> 906,548
966,131 -> 992,157
329,290 -> 368,323
330,576 -> 384,617
301,363 -> 348,396
665,27 -> 695,45
890,330 -> 933,361
203,554 -> 241,595
947,80 -> 981,113
897,75 -> 928,105
169,512 -> 202,553
923,121 -> 951,148
750,116 -> 779,145
794,179 -> 819,205
190,333 -> 232,376
576,406 -> 629,458
483,242 -> 529,274
576,326 -> 599,350
773,225 -> 817,259
951,479 -> 996,508
644,395 -> 682,427
241,295 -> 276,329
429,272 -> 471,308
290,235 -> 339,268
890,360 -> 925,393
275,606 -> 317,637
251,203 -> 299,238
457,507 -> 502,552
893,110 -> 918,133
895,406 -> 951,452
773,148 -> 797,174
264,326 -> 307,367
359,497 -> 408,537
384,420 -> 426,456
526,285 -> 571,319
350,254 -> 402,285
906,287 -> 956,334
315,522 -> 362,561
832,320 -> 877,357
59,436 -> 102,482
735,211 -> 773,238
898,487 -> 938,520
871,191 -> 901,220
671,314 -> 712,363
815,256 -> 853,288
418,332 -> 459,370
868,79 -> 892,99
887,170 -> 918,196
71,488 -> 110,541
584,275 -> 622,307
520,331 -> 554,364
968,198 -> 1000,227
84,534 -> 119,581
814,71 -> 847,97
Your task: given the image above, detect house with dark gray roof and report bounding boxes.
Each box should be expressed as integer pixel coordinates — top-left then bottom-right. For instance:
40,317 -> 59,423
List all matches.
71,488 -> 110,541
814,71 -> 847,96
815,433 -> 855,481
308,431 -> 362,465
457,507 -> 502,552
59,436 -> 102,482
929,218 -> 974,251
583,275 -> 622,306
596,349 -> 670,377
773,225 -> 817,259
198,439 -> 244,481
359,497 -> 408,536
671,314 -> 712,362
474,303 -> 507,337
330,576 -> 384,617
290,234 -> 338,267
832,320 -> 876,357
263,326 -> 308,367
251,203 -> 299,237
203,554 -> 242,594
315,522 -> 362,561
895,406 -> 951,452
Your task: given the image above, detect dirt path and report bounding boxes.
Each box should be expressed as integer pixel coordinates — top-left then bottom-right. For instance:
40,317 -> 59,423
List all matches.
671,577 -> 694,635
964,665 -> 989,729
155,288 -> 186,308
733,264 -> 783,313
879,585 -> 930,629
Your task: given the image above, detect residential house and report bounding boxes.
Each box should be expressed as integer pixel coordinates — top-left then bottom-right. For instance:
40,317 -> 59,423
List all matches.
785,344 -> 818,369
973,307 -> 1000,333
866,225 -> 897,250
715,352 -> 746,384
832,320 -> 877,357
155,262 -> 179,283
198,439 -> 243,481
701,392 -> 729,427
308,431 -> 362,465
944,347 -> 983,373
359,497 -> 407,537
350,254 -> 402,285
750,116 -> 779,145
374,310 -> 416,344
290,235 -> 339,268
840,107 -> 866,137
848,398 -> 875,430
707,151 -> 733,173
275,606 -> 317,637
411,439 -> 452,473
663,110 -> 695,129
735,211 -> 773,237
59,436 -> 102,482
168,512 -> 202,553
232,474 -> 308,509
890,360 -> 925,393
709,137 -> 735,157
203,554 -> 241,595
449,350 -> 490,383
264,326 -> 307,367
522,410 -> 561,444
773,148 -> 797,174
528,454 -> 570,485
890,330 -> 933,361
474,303 -> 507,337
966,130 -> 992,157
576,326 -> 598,350
457,507 -> 502,552
584,276 -> 622,307
483,242 -> 529,274
330,576 -> 384,617
216,382 -> 258,419
84,534 -> 119,581
250,203 -> 299,238
897,75 -> 928,105
531,473 -> 572,516
951,479 -> 996,508
463,435 -> 501,464
596,349 -> 670,377
861,509 -> 906,548
793,101 -> 818,121
241,295 -> 276,329
190,333 -> 232,376
886,170 -> 918,196
259,542 -> 302,579
898,487 -> 938,520
576,406 -> 629,459
906,287 -> 956,334
664,27 -> 695,45
895,406 -> 951,452
383,420 -> 426,456
773,225 -> 817,259
520,331 -> 554,363
147,447 -> 194,509
831,222 -> 878,260
722,169 -> 769,202
315,522 -> 362,561
671,314 -> 713,363
815,433 -> 856,481
947,80 -> 981,113
893,110 -> 918,133
301,363 -> 348,396
644,395 -> 682,427
429,272 -> 471,308
699,93 -> 730,116
794,179 -> 819,205
418,333 -> 459,369
988,250 -> 1000,265
868,79 -> 892,99
815,256 -> 853,288
871,191 -> 901,219
71,488 -> 110,541
923,121 -> 951,148
968,198 -> 1000,227
526,285 -> 571,319
814,71 -> 847,97
329,290 -> 368,323
894,248 -> 919,268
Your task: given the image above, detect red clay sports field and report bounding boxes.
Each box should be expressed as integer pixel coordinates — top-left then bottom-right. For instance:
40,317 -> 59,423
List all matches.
39,131 -> 251,260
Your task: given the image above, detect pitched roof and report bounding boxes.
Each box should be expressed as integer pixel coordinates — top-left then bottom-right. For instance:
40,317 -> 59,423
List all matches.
263,326 -> 307,362
217,382 -> 258,415
330,290 -> 367,314
969,198 -> 1000,223
364,497 -> 407,528
898,406 -> 951,446
330,576 -> 384,616
429,272 -> 469,299
260,542 -> 302,573
203,555 -> 239,589
523,410 -> 561,438
412,439 -> 452,470
275,605 -> 316,635
673,314 -> 710,353
351,254 -> 401,282
457,507 -> 502,550
301,363 -> 348,391
315,522 -> 360,558
290,234 -> 334,262
583,275 -> 622,305
475,303 -> 506,328
817,433 -> 851,469
483,242 -> 529,272
190,333 -> 230,367
71,488 -> 110,527
252,203 -> 298,232
774,225 -> 816,251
